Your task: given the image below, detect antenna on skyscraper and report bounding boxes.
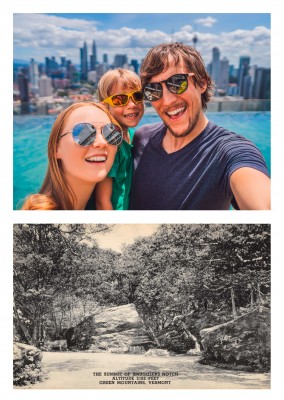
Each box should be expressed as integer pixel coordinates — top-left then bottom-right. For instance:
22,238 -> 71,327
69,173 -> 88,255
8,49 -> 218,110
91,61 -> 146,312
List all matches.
193,34 -> 198,48
192,23 -> 198,48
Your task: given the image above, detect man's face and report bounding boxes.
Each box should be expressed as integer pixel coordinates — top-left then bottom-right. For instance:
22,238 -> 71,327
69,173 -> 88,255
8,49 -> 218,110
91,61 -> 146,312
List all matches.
148,58 -> 207,138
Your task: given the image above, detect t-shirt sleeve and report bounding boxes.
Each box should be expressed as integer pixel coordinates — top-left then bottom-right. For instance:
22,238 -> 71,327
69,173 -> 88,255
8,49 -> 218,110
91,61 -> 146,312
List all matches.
220,135 -> 269,208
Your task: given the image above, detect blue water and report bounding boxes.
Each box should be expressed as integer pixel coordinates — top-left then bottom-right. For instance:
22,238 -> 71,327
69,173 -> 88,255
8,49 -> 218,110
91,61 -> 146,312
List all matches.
13,111 -> 271,210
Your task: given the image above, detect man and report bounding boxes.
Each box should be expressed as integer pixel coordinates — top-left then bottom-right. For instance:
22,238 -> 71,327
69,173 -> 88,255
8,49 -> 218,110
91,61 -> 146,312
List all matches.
130,43 -> 270,210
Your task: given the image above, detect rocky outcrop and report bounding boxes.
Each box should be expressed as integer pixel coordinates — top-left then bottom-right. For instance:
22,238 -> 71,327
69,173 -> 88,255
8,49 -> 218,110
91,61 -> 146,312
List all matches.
13,342 -> 44,386
144,349 -> 170,357
67,303 -> 153,353
199,309 -> 270,372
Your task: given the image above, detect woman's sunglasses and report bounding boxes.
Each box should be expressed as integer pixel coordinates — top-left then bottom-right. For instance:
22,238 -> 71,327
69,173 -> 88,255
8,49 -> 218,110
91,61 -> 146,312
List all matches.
58,122 -> 123,146
103,90 -> 144,107
143,73 -> 195,102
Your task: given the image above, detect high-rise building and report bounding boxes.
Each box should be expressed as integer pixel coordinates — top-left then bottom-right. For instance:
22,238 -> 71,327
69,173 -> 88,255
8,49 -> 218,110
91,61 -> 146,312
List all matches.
114,54 -> 128,68
80,41 -> 88,81
18,70 -> 30,114
29,58 -> 39,93
130,59 -> 139,74
254,68 -> 271,99
238,56 -> 250,97
103,53 -> 108,63
211,47 -> 220,93
219,58 -> 229,91
38,75 -> 53,97
90,40 -> 97,71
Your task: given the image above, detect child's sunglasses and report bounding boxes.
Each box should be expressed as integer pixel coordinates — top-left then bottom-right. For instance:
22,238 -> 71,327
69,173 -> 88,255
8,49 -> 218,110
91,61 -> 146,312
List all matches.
143,73 -> 195,102
103,90 -> 144,107
58,122 -> 123,146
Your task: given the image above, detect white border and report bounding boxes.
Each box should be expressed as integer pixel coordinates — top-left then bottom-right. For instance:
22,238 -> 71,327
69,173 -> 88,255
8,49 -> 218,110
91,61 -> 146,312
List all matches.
1,1 -> 284,400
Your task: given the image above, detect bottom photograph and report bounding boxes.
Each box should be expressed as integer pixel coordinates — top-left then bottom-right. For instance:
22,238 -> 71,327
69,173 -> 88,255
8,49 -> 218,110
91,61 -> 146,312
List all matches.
13,223 -> 270,390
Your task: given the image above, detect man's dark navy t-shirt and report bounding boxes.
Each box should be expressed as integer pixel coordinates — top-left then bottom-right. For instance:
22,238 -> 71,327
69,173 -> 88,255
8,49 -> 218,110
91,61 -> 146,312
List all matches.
129,121 -> 268,210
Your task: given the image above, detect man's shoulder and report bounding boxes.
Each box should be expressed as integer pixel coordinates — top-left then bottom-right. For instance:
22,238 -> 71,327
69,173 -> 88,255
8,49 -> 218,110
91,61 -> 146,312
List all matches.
207,121 -> 253,145
135,121 -> 165,139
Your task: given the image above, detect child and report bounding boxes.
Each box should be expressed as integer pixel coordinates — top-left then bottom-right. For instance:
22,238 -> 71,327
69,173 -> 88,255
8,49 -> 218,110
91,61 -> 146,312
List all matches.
95,68 -> 144,210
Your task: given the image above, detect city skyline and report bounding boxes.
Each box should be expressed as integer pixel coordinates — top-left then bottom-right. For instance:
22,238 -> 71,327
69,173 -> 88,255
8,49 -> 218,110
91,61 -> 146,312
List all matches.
13,13 -> 270,68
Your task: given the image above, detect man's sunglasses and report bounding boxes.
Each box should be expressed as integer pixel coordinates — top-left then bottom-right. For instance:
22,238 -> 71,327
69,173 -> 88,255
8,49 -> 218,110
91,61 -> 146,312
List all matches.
143,73 -> 195,102
103,90 -> 144,107
58,122 -> 123,146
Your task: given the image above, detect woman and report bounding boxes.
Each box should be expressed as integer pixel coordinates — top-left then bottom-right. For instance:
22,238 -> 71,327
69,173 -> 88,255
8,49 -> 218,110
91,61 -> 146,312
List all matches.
22,102 -> 122,210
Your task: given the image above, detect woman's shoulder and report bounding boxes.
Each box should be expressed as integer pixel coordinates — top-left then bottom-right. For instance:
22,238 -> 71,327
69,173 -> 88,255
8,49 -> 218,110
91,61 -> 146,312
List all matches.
21,194 -> 57,210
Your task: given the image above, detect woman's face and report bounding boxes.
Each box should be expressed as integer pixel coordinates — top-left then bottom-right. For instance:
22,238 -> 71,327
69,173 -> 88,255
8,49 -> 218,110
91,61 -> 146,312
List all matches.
56,105 -> 117,186
108,82 -> 144,133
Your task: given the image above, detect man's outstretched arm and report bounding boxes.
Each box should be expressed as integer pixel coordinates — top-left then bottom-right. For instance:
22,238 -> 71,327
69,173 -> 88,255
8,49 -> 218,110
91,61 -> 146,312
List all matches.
230,167 -> 271,210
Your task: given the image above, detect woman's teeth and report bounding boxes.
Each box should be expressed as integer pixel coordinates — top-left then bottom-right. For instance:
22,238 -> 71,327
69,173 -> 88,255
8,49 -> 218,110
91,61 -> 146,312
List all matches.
86,156 -> 106,163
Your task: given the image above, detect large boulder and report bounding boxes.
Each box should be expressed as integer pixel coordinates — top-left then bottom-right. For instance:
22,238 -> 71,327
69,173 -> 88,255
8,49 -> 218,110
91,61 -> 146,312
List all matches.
13,342 -> 44,386
67,303 -> 152,353
200,309 -> 270,372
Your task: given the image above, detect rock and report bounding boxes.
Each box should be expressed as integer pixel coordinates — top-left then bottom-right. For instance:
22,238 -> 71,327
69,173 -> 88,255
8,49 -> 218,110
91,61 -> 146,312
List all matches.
200,309 -> 270,372
13,342 -> 44,386
92,303 -> 144,335
67,303 -> 152,353
144,349 -> 170,357
186,349 -> 202,356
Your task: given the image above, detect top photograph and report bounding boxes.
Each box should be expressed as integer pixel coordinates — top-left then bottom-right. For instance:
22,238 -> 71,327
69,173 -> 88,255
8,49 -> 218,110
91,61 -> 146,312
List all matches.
13,13 -> 271,210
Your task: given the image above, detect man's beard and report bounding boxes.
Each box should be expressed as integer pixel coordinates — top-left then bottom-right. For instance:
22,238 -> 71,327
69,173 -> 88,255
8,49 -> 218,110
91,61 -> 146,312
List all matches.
166,108 -> 201,138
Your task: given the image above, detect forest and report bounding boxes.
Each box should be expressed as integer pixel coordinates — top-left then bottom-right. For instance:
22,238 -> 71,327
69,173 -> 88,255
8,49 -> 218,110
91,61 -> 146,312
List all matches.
13,223 -> 270,371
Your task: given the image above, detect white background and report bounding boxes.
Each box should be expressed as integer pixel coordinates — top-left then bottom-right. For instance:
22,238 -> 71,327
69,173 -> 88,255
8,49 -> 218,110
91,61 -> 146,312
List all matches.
1,1 -> 283,399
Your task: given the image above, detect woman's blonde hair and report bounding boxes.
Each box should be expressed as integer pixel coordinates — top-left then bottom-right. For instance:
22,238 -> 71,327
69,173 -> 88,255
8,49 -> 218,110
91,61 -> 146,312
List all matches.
22,102 -> 119,210
97,68 -> 141,101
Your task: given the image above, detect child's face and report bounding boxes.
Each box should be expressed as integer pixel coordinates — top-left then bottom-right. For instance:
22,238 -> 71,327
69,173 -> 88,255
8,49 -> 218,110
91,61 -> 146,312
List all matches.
108,82 -> 144,133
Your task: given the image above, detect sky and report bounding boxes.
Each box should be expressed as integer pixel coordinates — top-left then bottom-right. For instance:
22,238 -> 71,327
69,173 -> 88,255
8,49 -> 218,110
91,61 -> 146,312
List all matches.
92,224 -> 159,252
13,13 -> 270,68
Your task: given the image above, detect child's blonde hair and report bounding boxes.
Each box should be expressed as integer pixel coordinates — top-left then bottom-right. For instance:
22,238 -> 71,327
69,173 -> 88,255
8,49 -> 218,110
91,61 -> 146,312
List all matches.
98,68 -> 141,101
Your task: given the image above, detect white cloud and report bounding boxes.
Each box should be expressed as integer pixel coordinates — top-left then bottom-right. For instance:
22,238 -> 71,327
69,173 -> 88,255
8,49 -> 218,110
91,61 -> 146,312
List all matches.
195,17 -> 217,28
13,14 -> 270,68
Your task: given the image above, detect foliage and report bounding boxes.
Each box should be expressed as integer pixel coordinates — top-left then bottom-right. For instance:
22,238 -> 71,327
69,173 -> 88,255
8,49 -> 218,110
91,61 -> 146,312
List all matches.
13,223 -> 270,370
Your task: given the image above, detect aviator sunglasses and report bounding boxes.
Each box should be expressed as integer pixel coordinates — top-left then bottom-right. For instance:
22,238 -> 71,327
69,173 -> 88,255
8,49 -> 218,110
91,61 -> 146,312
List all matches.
58,122 -> 123,146
143,73 -> 195,102
103,90 -> 144,107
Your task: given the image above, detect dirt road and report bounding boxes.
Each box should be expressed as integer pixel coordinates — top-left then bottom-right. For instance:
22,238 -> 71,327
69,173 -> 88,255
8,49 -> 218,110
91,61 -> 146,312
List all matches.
29,352 -> 270,390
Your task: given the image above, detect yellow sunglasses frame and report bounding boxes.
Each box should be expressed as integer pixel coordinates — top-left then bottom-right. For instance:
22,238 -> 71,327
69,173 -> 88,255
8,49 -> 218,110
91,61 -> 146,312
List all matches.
103,90 -> 144,107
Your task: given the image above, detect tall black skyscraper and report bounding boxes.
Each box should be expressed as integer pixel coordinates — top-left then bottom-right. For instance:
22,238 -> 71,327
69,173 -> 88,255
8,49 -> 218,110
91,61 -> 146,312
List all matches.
80,41 -> 88,81
238,56 -> 250,97
18,70 -> 30,114
90,40 -> 97,71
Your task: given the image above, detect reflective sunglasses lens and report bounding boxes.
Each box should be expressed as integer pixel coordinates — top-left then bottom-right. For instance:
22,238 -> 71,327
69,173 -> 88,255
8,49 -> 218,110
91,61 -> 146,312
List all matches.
132,91 -> 144,103
167,75 -> 188,94
102,124 -> 123,145
111,94 -> 128,107
73,123 -> 96,146
143,83 -> 163,102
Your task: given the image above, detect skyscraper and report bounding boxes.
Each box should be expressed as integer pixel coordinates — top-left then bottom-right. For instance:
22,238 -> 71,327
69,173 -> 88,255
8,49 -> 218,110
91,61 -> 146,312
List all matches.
90,40 -> 97,71
211,47 -> 220,93
18,70 -> 30,114
29,58 -> 39,93
114,54 -> 128,68
38,75 -> 53,97
80,41 -> 88,81
238,56 -> 250,96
